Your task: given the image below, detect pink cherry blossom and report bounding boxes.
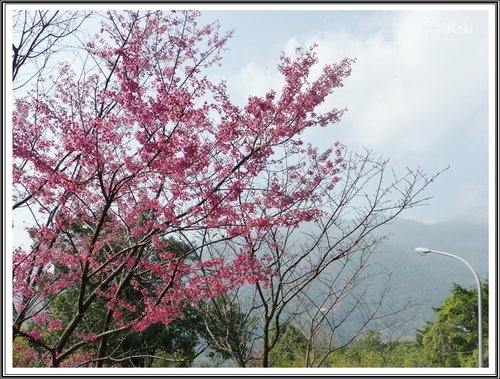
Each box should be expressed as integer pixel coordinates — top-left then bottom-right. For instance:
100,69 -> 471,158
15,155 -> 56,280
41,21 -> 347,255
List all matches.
12,10 -> 353,367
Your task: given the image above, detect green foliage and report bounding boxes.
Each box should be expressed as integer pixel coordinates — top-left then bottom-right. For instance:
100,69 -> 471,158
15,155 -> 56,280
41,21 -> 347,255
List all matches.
121,315 -> 200,367
265,327 -> 429,368
268,323 -> 308,367
416,281 -> 488,367
321,331 -> 428,368
47,236 -> 202,367
384,340 -> 428,367
263,281 -> 489,368
347,330 -> 384,367
13,338 -> 37,367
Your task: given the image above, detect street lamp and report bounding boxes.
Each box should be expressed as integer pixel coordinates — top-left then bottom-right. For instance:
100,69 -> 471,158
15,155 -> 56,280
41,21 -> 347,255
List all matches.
414,247 -> 483,368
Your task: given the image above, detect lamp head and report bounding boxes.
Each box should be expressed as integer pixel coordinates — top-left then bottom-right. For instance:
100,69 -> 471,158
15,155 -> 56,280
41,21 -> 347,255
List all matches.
415,247 -> 431,255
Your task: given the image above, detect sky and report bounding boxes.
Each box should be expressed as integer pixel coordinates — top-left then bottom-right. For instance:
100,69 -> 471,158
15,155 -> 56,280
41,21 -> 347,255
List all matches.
196,7 -> 492,225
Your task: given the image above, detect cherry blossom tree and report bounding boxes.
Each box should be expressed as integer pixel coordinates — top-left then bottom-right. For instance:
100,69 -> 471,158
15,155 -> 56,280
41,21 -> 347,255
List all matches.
12,10 -> 354,367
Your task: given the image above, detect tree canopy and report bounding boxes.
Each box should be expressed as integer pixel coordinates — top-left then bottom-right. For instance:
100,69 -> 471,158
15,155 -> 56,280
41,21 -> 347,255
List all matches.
417,281 -> 488,367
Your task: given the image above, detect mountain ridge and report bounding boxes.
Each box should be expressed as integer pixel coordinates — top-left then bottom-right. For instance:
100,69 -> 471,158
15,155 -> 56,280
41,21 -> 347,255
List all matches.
361,215 -> 489,338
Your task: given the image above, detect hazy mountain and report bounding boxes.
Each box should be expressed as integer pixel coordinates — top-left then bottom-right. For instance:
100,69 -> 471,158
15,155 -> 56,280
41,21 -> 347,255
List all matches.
357,216 -> 489,338
198,215 -> 489,345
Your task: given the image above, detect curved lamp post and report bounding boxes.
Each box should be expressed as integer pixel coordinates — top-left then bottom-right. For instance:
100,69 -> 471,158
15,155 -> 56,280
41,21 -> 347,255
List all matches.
414,247 -> 483,367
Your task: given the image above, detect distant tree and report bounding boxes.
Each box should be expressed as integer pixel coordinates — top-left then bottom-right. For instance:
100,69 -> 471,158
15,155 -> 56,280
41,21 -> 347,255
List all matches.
346,330 -> 384,367
320,330 -> 428,367
189,292 -> 259,367
117,314 -> 201,367
383,340 -> 428,367
268,322 -> 308,367
417,281 -> 488,367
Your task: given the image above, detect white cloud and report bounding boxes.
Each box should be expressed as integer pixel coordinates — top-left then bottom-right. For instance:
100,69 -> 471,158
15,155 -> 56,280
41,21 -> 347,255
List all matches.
229,61 -> 284,102
226,11 -> 489,156
317,11 -> 487,154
